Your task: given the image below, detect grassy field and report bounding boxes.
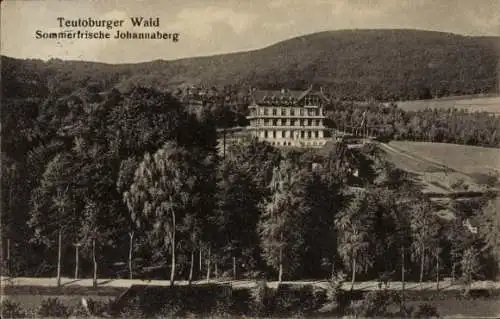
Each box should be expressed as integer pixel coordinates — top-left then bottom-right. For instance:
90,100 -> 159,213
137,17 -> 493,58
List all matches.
388,141 -> 500,175
396,95 -> 500,114
379,141 -> 500,194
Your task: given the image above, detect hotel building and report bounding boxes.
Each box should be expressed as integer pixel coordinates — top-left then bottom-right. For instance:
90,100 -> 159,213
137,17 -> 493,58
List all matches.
247,86 -> 329,147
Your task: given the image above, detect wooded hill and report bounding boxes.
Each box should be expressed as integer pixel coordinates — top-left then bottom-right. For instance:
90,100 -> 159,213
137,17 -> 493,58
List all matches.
2,29 -> 499,101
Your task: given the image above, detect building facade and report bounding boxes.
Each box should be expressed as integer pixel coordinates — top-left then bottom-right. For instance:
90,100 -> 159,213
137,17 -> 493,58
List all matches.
247,87 -> 329,148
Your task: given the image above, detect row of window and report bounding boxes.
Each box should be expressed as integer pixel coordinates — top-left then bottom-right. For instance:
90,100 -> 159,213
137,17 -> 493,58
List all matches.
263,130 -> 322,139
251,107 -> 323,117
253,119 -> 323,126
270,140 -> 324,147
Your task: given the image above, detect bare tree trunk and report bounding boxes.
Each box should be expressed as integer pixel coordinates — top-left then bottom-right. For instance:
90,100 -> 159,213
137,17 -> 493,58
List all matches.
92,238 -> 97,288
128,232 -> 134,280
7,238 -> 10,277
223,129 -> 226,159
436,251 -> 440,290
215,261 -> 219,278
74,244 -> 79,279
188,250 -> 194,285
57,228 -> 62,287
206,246 -> 211,281
278,247 -> 283,283
170,216 -> 176,287
419,245 -> 425,283
331,257 -> 335,280
401,246 -> 405,312
451,254 -> 456,284
233,256 -> 236,280
351,257 -> 356,291
199,244 -> 202,273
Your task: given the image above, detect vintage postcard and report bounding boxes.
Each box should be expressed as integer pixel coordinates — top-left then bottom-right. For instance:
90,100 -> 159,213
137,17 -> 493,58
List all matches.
1,0 -> 500,317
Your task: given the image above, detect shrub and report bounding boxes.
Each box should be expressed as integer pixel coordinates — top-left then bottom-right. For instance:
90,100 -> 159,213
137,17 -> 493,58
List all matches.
411,303 -> 440,318
37,297 -> 69,318
249,280 -> 274,317
347,290 -> 402,318
69,298 -> 113,317
325,271 -> 350,315
275,284 -> 327,316
450,178 -> 469,191
114,284 -> 234,317
211,285 -> 233,317
0,299 -> 25,318
69,303 -> 90,318
119,295 -> 146,319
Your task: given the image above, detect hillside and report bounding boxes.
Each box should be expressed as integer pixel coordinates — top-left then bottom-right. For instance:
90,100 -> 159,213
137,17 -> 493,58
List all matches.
379,141 -> 500,195
396,95 -> 500,114
2,29 -> 499,100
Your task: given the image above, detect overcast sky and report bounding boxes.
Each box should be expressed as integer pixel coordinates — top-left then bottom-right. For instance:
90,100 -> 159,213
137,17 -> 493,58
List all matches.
1,0 -> 499,64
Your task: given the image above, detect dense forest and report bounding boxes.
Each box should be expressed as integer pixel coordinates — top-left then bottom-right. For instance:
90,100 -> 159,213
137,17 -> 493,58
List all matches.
2,29 -> 499,101
326,101 -> 500,147
2,85 -> 500,291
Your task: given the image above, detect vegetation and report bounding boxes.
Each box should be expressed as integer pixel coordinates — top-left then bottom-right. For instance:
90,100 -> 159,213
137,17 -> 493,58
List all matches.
2,30 -> 498,101
2,28 -> 500,318
327,101 -> 500,147
2,83 -> 500,287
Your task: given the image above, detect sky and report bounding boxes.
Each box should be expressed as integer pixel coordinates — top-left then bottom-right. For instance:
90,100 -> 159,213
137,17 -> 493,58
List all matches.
1,0 -> 499,64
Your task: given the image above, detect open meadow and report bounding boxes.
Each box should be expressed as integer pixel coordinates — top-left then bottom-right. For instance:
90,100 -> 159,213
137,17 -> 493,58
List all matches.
396,95 -> 500,114
379,141 -> 500,194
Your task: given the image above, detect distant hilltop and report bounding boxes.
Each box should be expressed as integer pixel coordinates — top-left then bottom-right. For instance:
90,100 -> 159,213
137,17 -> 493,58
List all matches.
2,29 -> 499,101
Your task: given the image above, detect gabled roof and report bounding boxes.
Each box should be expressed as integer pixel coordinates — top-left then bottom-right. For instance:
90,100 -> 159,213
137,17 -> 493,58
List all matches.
251,85 -> 330,105
251,89 -> 304,102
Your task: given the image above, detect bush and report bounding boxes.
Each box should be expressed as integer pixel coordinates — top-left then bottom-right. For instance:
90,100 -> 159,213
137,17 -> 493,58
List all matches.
69,298 -> 113,317
69,303 -> 90,318
119,295 -> 146,319
0,299 -> 25,318
113,284 -> 233,317
249,280 -> 274,317
37,297 -> 69,318
325,272 -> 351,315
450,178 -> 469,191
411,303 -> 440,318
347,290 -> 402,318
274,284 -> 327,316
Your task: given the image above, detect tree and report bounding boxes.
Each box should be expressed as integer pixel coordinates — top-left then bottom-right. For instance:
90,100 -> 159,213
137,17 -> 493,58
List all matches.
372,188 -> 412,291
478,197 -> 500,279
28,153 -> 79,287
213,157 -> 262,280
117,157 -> 140,279
259,160 -> 309,282
335,191 -> 377,290
460,247 -> 481,294
410,198 -> 441,283
124,142 -> 202,286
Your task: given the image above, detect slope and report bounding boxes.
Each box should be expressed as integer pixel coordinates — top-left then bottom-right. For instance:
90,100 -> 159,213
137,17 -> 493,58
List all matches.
2,29 -> 499,101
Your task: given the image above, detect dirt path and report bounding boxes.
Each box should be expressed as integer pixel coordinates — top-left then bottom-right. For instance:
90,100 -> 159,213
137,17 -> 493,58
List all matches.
2,276 -> 500,291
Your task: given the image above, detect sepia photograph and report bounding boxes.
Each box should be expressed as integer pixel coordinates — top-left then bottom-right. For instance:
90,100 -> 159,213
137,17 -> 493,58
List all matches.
1,0 -> 500,317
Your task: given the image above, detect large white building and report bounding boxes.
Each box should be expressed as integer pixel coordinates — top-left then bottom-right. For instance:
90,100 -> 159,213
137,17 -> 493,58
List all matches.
247,86 -> 329,148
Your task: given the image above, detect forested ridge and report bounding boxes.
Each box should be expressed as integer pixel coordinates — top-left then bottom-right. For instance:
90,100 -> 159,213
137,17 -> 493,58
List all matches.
326,101 -> 500,147
2,84 -> 500,290
2,29 -> 499,101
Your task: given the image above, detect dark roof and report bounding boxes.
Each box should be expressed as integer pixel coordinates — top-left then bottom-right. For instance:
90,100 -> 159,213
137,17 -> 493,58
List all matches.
252,89 -> 303,101
250,86 -> 330,105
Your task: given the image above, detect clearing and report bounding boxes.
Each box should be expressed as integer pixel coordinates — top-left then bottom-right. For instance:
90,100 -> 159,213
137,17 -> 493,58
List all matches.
379,141 -> 500,195
396,95 -> 500,114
